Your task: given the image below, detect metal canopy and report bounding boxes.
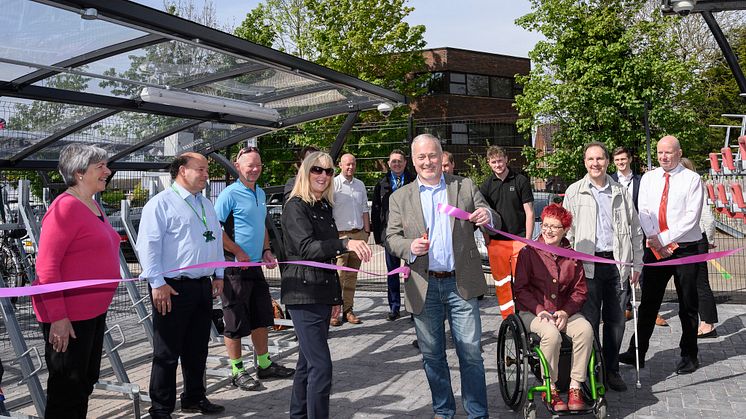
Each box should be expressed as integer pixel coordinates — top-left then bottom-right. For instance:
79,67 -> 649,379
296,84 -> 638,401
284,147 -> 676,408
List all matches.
0,0 -> 406,170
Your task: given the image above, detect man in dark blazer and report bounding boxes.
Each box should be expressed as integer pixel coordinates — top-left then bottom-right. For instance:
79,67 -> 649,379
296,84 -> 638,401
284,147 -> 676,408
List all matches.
385,134 -> 498,419
610,146 -> 649,323
371,149 -> 414,321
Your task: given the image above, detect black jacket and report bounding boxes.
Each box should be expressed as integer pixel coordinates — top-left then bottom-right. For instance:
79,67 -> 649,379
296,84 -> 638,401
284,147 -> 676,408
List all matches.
610,172 -> 641,211
280,196 -> 345,305
371,170 -> 414,245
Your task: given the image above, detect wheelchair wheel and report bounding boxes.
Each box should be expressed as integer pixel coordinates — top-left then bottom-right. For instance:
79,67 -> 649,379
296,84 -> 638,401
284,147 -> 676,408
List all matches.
594,397 -> 607,419
522,401 -> 536,419
497,314 -> 529,410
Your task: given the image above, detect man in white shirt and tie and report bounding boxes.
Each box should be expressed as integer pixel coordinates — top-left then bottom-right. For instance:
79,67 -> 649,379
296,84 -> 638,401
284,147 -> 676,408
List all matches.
619,136 -> 705,375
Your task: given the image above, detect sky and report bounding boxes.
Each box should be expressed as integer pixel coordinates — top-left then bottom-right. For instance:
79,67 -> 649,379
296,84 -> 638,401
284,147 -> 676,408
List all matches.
133,0 -> 542,58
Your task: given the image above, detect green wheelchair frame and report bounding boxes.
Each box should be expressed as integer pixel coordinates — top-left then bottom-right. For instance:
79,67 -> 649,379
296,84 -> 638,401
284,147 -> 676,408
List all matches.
497,313 -> 607,419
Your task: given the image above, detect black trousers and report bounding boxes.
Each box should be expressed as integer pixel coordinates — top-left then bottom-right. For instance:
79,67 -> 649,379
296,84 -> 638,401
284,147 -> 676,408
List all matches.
581,263 -> 625,373
628,242 -> 703,359
149,277 -> 212,415
697,233 -> 718,324
41,313 -> 106,419
287,304 -> 333,419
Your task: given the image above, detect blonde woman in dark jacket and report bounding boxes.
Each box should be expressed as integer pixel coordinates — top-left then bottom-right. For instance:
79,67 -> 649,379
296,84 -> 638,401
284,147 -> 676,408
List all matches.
281,151 -> 371,419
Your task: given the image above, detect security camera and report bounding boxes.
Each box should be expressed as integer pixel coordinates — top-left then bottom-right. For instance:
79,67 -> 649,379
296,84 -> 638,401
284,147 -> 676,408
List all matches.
665,0 -> 697,16
377,102 -> 394,118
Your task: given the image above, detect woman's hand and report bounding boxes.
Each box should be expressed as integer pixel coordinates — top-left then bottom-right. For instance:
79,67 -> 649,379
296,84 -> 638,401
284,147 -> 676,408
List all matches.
537,310 -> 554,324
347,239 -> 372,263
49,318 -> 76,353
554,310 -> 569,332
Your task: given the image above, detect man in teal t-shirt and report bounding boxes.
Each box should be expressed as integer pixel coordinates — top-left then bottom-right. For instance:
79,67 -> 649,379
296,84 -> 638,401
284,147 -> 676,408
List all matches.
214,146 -> 294,391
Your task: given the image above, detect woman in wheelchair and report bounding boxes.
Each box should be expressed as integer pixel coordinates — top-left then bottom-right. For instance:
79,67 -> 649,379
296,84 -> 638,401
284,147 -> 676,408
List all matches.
513,204 -> 595,412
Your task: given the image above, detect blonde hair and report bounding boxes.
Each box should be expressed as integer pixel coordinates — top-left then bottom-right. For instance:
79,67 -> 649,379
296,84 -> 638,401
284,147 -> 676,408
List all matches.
680,157 -> 696,171
290,151 -> 336,205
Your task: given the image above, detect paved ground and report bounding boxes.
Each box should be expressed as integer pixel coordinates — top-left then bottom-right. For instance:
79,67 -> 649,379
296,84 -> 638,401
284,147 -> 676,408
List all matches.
2,292 -> 746,418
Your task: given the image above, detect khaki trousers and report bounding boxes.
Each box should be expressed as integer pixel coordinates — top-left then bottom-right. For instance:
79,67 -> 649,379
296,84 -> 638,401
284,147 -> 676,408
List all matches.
518,311 -> 593,384
336,230 -> 368,314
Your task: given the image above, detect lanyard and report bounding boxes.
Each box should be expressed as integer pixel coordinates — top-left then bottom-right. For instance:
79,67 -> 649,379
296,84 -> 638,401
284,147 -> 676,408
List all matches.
171,184 -> 215,242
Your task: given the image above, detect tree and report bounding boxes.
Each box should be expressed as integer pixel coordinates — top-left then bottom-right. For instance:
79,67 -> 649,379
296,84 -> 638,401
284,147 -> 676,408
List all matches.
233,0 -> 426,186
515,0 -> 705,181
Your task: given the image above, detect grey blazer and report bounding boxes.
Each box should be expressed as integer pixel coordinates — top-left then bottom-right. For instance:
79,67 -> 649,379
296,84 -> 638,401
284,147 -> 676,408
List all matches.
385,174 -> 499,315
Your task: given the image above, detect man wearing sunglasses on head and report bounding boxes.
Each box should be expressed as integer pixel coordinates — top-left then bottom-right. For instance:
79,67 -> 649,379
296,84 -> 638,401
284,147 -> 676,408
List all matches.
214,146 -> 295,392
562,141 -> 644,393
331,153 -> 371,326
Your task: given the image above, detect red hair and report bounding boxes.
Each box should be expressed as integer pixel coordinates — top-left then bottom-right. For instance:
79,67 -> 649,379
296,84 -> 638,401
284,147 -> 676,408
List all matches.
541,203 -> 572,229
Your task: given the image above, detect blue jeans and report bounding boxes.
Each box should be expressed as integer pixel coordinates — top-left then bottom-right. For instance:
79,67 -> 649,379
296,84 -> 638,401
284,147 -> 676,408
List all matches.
385,250 -> 402,313
413,275 -> 488,419
581,263 -> 626,373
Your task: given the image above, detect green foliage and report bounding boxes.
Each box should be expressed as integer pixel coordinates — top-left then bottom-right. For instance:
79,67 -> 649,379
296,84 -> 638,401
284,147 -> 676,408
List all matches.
234,0 -> 426,185
130,183 -> 149,207
697,26 -> 746,156
101,189 -> 126,206
515,0 -> 705,181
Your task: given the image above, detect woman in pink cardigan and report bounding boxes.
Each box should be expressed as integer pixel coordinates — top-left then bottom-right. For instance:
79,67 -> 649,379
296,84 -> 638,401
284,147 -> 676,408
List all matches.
32,143 -> 120,419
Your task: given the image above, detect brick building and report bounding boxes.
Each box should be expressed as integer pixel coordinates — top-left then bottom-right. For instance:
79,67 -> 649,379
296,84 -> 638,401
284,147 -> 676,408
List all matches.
410,47 -> 531,172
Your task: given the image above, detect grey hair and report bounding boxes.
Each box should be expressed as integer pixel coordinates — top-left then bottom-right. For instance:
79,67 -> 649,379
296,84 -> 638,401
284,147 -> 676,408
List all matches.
411,133 -> 443,155
58,143 -> 109,187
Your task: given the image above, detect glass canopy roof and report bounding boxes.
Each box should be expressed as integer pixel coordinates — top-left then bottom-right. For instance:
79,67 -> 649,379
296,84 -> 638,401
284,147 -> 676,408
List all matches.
0,0 -> 405,170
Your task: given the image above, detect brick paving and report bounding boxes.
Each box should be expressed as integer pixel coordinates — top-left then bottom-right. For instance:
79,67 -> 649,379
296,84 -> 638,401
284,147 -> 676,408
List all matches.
2,293 -> 746,418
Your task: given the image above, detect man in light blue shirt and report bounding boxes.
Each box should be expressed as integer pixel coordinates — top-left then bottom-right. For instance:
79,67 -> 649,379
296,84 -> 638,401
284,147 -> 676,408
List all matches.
214,147 -> 294,391
385,134 -> 497,419
137,152 -> 225,418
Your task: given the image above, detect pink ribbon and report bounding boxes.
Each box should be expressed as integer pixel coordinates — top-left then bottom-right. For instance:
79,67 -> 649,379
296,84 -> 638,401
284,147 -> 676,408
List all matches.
0,261 -> 410,298
437,203 -> 743,267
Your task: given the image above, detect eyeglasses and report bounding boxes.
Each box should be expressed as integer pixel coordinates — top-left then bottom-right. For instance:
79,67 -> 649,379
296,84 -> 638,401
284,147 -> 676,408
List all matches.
541,223 -> 565,232
310,166 -> 334,176
236,146 -> 259,160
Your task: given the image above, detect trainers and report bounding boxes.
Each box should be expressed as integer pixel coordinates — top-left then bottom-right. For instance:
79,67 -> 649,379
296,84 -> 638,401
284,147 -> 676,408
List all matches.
606,371 -> 628,392
567,387 -> 586,411
543,387 -> 567,412
231,371 -> 261,391
257,362 -> 296,379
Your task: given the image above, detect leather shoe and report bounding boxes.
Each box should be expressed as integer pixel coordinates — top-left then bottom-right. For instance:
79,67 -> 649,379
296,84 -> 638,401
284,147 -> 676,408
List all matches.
330,317 -> 342,327
606,371 -> 628,392
257,362 -> 295,379
181,398 -> 225,415
345,311 -> 362,324
675,356 -> 699,374
387,311 -> 400,321
619,350 -> 644,368
655,314 -> 669,327
148,413 -> 172,419
625,310 -> 633,321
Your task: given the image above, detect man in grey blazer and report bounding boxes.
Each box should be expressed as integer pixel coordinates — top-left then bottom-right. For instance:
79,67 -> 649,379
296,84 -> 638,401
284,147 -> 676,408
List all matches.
386,134 -> 498,419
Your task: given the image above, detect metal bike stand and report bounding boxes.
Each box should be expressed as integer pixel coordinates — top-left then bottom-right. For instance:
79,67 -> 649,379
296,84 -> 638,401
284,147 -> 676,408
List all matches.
0,275 -> 46,417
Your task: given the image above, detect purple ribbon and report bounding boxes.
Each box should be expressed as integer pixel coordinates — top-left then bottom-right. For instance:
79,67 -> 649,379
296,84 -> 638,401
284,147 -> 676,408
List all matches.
437,203 -> 743,267
0,261 -> 410,298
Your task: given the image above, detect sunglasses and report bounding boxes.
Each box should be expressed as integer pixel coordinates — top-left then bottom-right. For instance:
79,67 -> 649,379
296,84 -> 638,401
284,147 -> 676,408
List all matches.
310,166 -> 334,176
236,146 -> 259,160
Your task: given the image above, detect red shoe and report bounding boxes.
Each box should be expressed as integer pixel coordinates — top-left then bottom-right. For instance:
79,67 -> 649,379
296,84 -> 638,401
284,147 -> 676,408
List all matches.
544,388 -> 567,412
567,387 -> 586,411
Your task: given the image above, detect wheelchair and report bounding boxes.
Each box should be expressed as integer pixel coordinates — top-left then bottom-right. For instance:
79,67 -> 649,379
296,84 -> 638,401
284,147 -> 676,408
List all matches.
496,313 -> 607,419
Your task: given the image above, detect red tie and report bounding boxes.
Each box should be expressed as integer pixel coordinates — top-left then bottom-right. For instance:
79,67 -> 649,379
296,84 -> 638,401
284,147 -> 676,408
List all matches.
659,172 -> 670,233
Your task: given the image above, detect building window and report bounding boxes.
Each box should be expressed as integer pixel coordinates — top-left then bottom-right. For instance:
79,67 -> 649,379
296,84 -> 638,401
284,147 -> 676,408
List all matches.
449,72 -> 466,95
420,72 -> 446,95
467,74 -> 489,97
468,124 -> 492,145
490,76 -> 514,98
451,123 -> 468,144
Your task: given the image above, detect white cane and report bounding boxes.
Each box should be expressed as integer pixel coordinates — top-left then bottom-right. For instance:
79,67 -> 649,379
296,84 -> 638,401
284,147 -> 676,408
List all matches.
631,283 -> 642,389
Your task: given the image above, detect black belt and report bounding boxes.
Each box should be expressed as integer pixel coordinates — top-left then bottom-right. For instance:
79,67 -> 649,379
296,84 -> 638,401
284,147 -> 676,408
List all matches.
339,228 -> 362,234
166,275 -> 212,281
594,251 -> 613,259
428,270 -> 455,278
